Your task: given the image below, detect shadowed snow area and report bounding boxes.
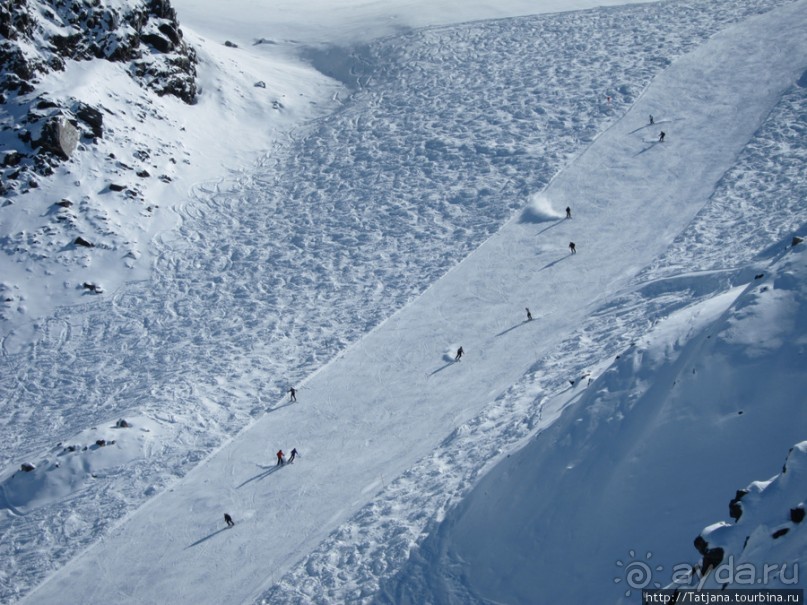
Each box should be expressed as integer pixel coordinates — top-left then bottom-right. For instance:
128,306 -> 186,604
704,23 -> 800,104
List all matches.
2,0 -> 806,603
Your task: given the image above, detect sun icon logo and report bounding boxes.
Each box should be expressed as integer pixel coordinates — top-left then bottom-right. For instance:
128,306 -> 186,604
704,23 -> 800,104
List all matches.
613,549 -> 664,597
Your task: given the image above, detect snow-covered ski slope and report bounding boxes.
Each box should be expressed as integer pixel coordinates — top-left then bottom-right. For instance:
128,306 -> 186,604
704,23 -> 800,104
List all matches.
11,1 -> 806,604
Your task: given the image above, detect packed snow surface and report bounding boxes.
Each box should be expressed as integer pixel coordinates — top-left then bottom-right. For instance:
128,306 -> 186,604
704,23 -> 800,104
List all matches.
1,0 -> 806,603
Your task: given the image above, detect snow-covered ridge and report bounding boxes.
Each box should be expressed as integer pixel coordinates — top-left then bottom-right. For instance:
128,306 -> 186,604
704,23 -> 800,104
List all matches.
681,441 -> 807,592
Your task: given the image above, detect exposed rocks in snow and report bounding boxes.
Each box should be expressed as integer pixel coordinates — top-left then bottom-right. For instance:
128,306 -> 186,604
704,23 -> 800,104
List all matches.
0,0 -> 197,101
729,489 -> 748,521
0,0 -> 197,189
36,116 -> 79,159
680,442 -> 807,590
20,462 -> 36,472
2,150 -> 23,167
74,102 -> 104,139
701,547 -> 725,574
81,282 -> 103,294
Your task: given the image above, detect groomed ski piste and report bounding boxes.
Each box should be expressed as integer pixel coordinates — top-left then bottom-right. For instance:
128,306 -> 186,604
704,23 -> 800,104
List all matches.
1,0 -> 806,603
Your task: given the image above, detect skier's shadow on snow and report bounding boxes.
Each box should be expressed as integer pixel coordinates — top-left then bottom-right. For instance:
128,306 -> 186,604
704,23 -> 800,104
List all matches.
496,320 -> 532,337
237,464 -> 283,489
429,356 -> 459,376
535,219 -> 566,236
266,401 -> 295,413
538,255 -> 569,272
628,118 -> 673,135
185,526 -> 230,549
634,140 -> 663,156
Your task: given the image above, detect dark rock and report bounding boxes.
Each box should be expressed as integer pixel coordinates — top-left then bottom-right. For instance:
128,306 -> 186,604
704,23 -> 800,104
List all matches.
82,282 -> 103,293
95,439 -> 106,447
701,547 -> 724,573
35,98 -> 60,110
224,40 -> 238,48
729,500 -> 743,522
36,116 -> 80,159
116,419 -> 131,428
20,462 -> 36,472
793,236 -> 804,247
56,199 -> 73,208
109,183 -> 126,192
729,489 -> 748,522
50,32 -> 82,56
791,507 -> 805,524
158,22 -> 181,46
771,528 -> 789,539
142,32 -> 174,53
136,169 -> 150,178
694,535 -> 709,555
754,274 -> 764,280
149,0 -> 179,21
2,150 -> 23,167
254,80 -> 266,88
74,102 -> 104,138
1,0 -> 198,103
74,236 -> 94,248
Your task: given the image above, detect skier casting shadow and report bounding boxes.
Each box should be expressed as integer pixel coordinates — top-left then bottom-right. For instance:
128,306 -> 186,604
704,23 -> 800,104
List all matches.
496,310 -> 534,337
237,464 -> 284,488
429,347 -> 465,376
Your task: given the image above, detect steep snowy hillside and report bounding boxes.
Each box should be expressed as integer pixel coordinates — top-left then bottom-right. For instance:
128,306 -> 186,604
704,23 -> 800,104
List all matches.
374,242 -> 807,604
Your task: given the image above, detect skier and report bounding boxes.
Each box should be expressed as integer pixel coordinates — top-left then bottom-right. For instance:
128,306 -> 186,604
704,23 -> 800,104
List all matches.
569,242 -> 576,254
526,307 -> 533,321
659,131 -> 666,142
288,387 -> 297,402
455,346 -> 464,361
289,448 -> 298,463
276,450 -> 285,466
224,513 -> 235,527
649,114 -> 654,125
565,206 -> 572,219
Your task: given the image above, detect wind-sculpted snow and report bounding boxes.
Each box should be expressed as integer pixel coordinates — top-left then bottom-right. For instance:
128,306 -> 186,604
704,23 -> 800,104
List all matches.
0,0 -> 802,602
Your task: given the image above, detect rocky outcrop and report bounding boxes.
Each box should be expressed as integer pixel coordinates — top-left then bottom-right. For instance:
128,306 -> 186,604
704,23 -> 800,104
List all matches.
36,116 -> 80,159
0,0 -> 197,187
0,0 -> 197,102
